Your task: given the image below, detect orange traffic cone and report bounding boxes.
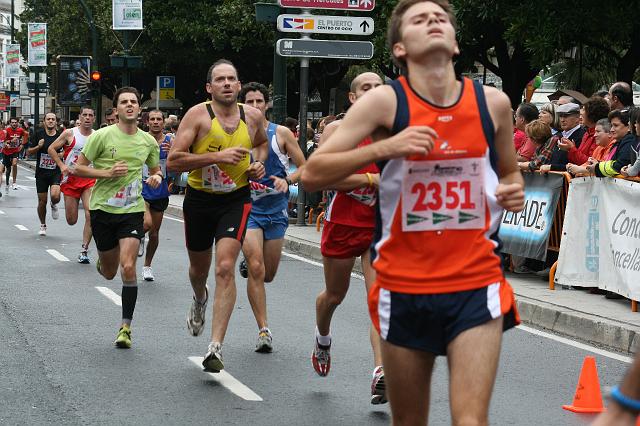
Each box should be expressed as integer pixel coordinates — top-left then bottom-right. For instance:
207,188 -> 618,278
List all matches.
562,356 -> 606,413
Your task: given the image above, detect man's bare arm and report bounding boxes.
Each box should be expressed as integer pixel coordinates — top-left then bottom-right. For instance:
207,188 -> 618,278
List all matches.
485,87 -> 525,212
302,86 -> 437,192
47,129 -> 72,169
73,154 -> 124,179
278,126 -> 306,183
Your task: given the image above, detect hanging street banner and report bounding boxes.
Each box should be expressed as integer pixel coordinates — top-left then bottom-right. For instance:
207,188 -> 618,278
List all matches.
5,44 -> 20,78
277,14 -> 374,35
498,172 -> 564,261
113,0 -> 143,30
27,23 -> 47,67
556,177 -> 640,300
277,39 -> 374,60
278,0 -> 375,11
56,56 -> 92,106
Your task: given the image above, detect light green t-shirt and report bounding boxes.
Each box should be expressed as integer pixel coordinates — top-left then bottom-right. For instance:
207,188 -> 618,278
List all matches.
81,125 -> 159,214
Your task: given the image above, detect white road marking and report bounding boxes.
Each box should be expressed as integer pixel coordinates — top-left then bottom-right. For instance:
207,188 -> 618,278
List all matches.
95,287 -> 122,306
282,251 -> 364,280
164,215 -> 184,223
14,224 -> 28,231
0,209 -> 5,215
46,249 -> 69,262
517,325 -> 632,364
188,357 -> 263,401
17,164 -> 33,173
25,176 -> 35,181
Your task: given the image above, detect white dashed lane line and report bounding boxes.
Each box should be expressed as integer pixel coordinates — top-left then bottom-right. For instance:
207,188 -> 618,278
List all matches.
14,224 -> 28,231
46,249 -> 69,262
188,357 -> 263,402
95,286 -> 122,306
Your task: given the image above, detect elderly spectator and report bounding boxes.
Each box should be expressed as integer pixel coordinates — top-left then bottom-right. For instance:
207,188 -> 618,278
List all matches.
608,82 -> 634,110
557,95 -> 577,105
588,109 -> 637,177
540,103 -> 586,173
518,120 -> 553,172
539,102 -> 561,135
567,119 -> 615,175
558,97 -> 610,165
514,103 -> 540,160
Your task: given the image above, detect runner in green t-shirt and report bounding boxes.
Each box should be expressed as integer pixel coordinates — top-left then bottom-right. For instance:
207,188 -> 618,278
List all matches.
71,87 -> 161,349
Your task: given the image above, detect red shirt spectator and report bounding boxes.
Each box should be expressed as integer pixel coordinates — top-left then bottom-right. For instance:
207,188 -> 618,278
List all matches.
567,126 -> 596,164
513,128 -> 527,151
516,137 -> 537,161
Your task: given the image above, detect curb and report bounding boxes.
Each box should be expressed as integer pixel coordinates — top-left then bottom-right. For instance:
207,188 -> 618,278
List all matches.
18,159 -> 36,171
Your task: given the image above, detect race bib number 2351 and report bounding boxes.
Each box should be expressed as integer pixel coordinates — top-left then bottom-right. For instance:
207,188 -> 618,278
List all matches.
401,157 -> 485,232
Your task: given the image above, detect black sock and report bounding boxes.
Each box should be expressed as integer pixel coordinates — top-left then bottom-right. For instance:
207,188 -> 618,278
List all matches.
121,281 -> 138,326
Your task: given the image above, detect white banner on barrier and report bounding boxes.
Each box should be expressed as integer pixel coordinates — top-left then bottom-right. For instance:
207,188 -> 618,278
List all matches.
556,178 -> 640,299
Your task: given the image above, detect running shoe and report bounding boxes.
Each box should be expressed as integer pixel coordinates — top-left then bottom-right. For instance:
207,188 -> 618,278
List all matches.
255,328 -> 273,353
202,341 -> 224,372
38,224 -> 46,236
239,258 -> 248,279
50,203 -> 59,220
142,266 -> 154,282
78,250 -> 90,264
11,183 -> 17,190
187,285 -> 209,336
138,238 -> 145,257
4,185 -> 9,194
370,366 -> 387,405
311,338 -> 331,377
114,325 -> 132,348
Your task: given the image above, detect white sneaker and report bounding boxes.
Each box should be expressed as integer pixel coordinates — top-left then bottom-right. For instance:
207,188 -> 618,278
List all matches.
50,203 -> 59,220
4,185 -> 8,194
202,342 -> 224,372
142,266 -> 154,281
11,183 -> 17,190
38,224 -> 46,236
187,285 -> 209,337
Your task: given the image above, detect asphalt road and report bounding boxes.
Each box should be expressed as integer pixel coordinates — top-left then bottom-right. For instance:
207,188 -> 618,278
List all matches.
0,165 -> 632,425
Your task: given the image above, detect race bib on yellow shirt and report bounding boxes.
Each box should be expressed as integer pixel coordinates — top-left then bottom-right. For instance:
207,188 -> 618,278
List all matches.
202,164 -> 236,193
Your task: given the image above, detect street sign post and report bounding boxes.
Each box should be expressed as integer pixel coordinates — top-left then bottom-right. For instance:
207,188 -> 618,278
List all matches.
277,39 -> 374,59
277,14 -> 373,35
278,0 -> 374,11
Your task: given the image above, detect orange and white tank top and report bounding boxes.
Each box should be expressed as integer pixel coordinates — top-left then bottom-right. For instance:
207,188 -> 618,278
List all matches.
372,76 -> 505,294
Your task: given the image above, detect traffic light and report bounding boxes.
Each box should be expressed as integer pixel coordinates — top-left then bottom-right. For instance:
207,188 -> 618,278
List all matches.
90,70 -> 102,90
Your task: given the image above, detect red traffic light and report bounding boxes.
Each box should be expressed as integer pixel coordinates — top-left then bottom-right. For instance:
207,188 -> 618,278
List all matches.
90,71 -> 102,81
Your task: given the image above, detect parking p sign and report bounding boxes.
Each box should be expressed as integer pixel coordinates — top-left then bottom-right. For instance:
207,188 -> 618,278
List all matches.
158,76 -> 175,100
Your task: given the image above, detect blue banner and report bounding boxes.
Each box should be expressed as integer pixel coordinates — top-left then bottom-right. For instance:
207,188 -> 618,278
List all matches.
498,173 -> 564,260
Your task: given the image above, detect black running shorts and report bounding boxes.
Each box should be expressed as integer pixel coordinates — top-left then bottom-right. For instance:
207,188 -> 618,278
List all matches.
90,209 -> 144,252
36,173 -> 61,193
183,185 -> 252,252
145,197 -> 169,213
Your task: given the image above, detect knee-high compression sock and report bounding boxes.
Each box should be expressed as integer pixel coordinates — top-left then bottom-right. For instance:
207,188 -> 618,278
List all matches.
121,281 -> 138,326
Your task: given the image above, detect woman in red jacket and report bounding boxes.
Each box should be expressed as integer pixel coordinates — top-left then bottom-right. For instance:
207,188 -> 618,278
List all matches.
558,97 -> 610,163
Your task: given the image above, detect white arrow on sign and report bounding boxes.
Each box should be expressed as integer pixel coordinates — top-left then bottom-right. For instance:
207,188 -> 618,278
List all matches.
277,14 -> 374,36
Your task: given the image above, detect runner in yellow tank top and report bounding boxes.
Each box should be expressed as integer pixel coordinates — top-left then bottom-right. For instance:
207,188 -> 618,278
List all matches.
187,101 -> 252,193
167,59 -> 268,373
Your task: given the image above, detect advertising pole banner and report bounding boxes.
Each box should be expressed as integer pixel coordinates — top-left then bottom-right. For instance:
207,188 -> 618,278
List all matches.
498,173 -> 564,260
113,0 -> 143,30
556,178 -> 640,299
27,23 -> 47,67
5,44 -> 20,78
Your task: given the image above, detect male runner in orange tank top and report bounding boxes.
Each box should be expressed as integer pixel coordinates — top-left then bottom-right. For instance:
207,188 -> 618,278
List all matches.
302,1 -> 525,424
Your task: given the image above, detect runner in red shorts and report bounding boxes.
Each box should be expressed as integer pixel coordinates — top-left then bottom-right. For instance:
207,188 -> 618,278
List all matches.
311,72 -> 388,405
48,106 -> 96,263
